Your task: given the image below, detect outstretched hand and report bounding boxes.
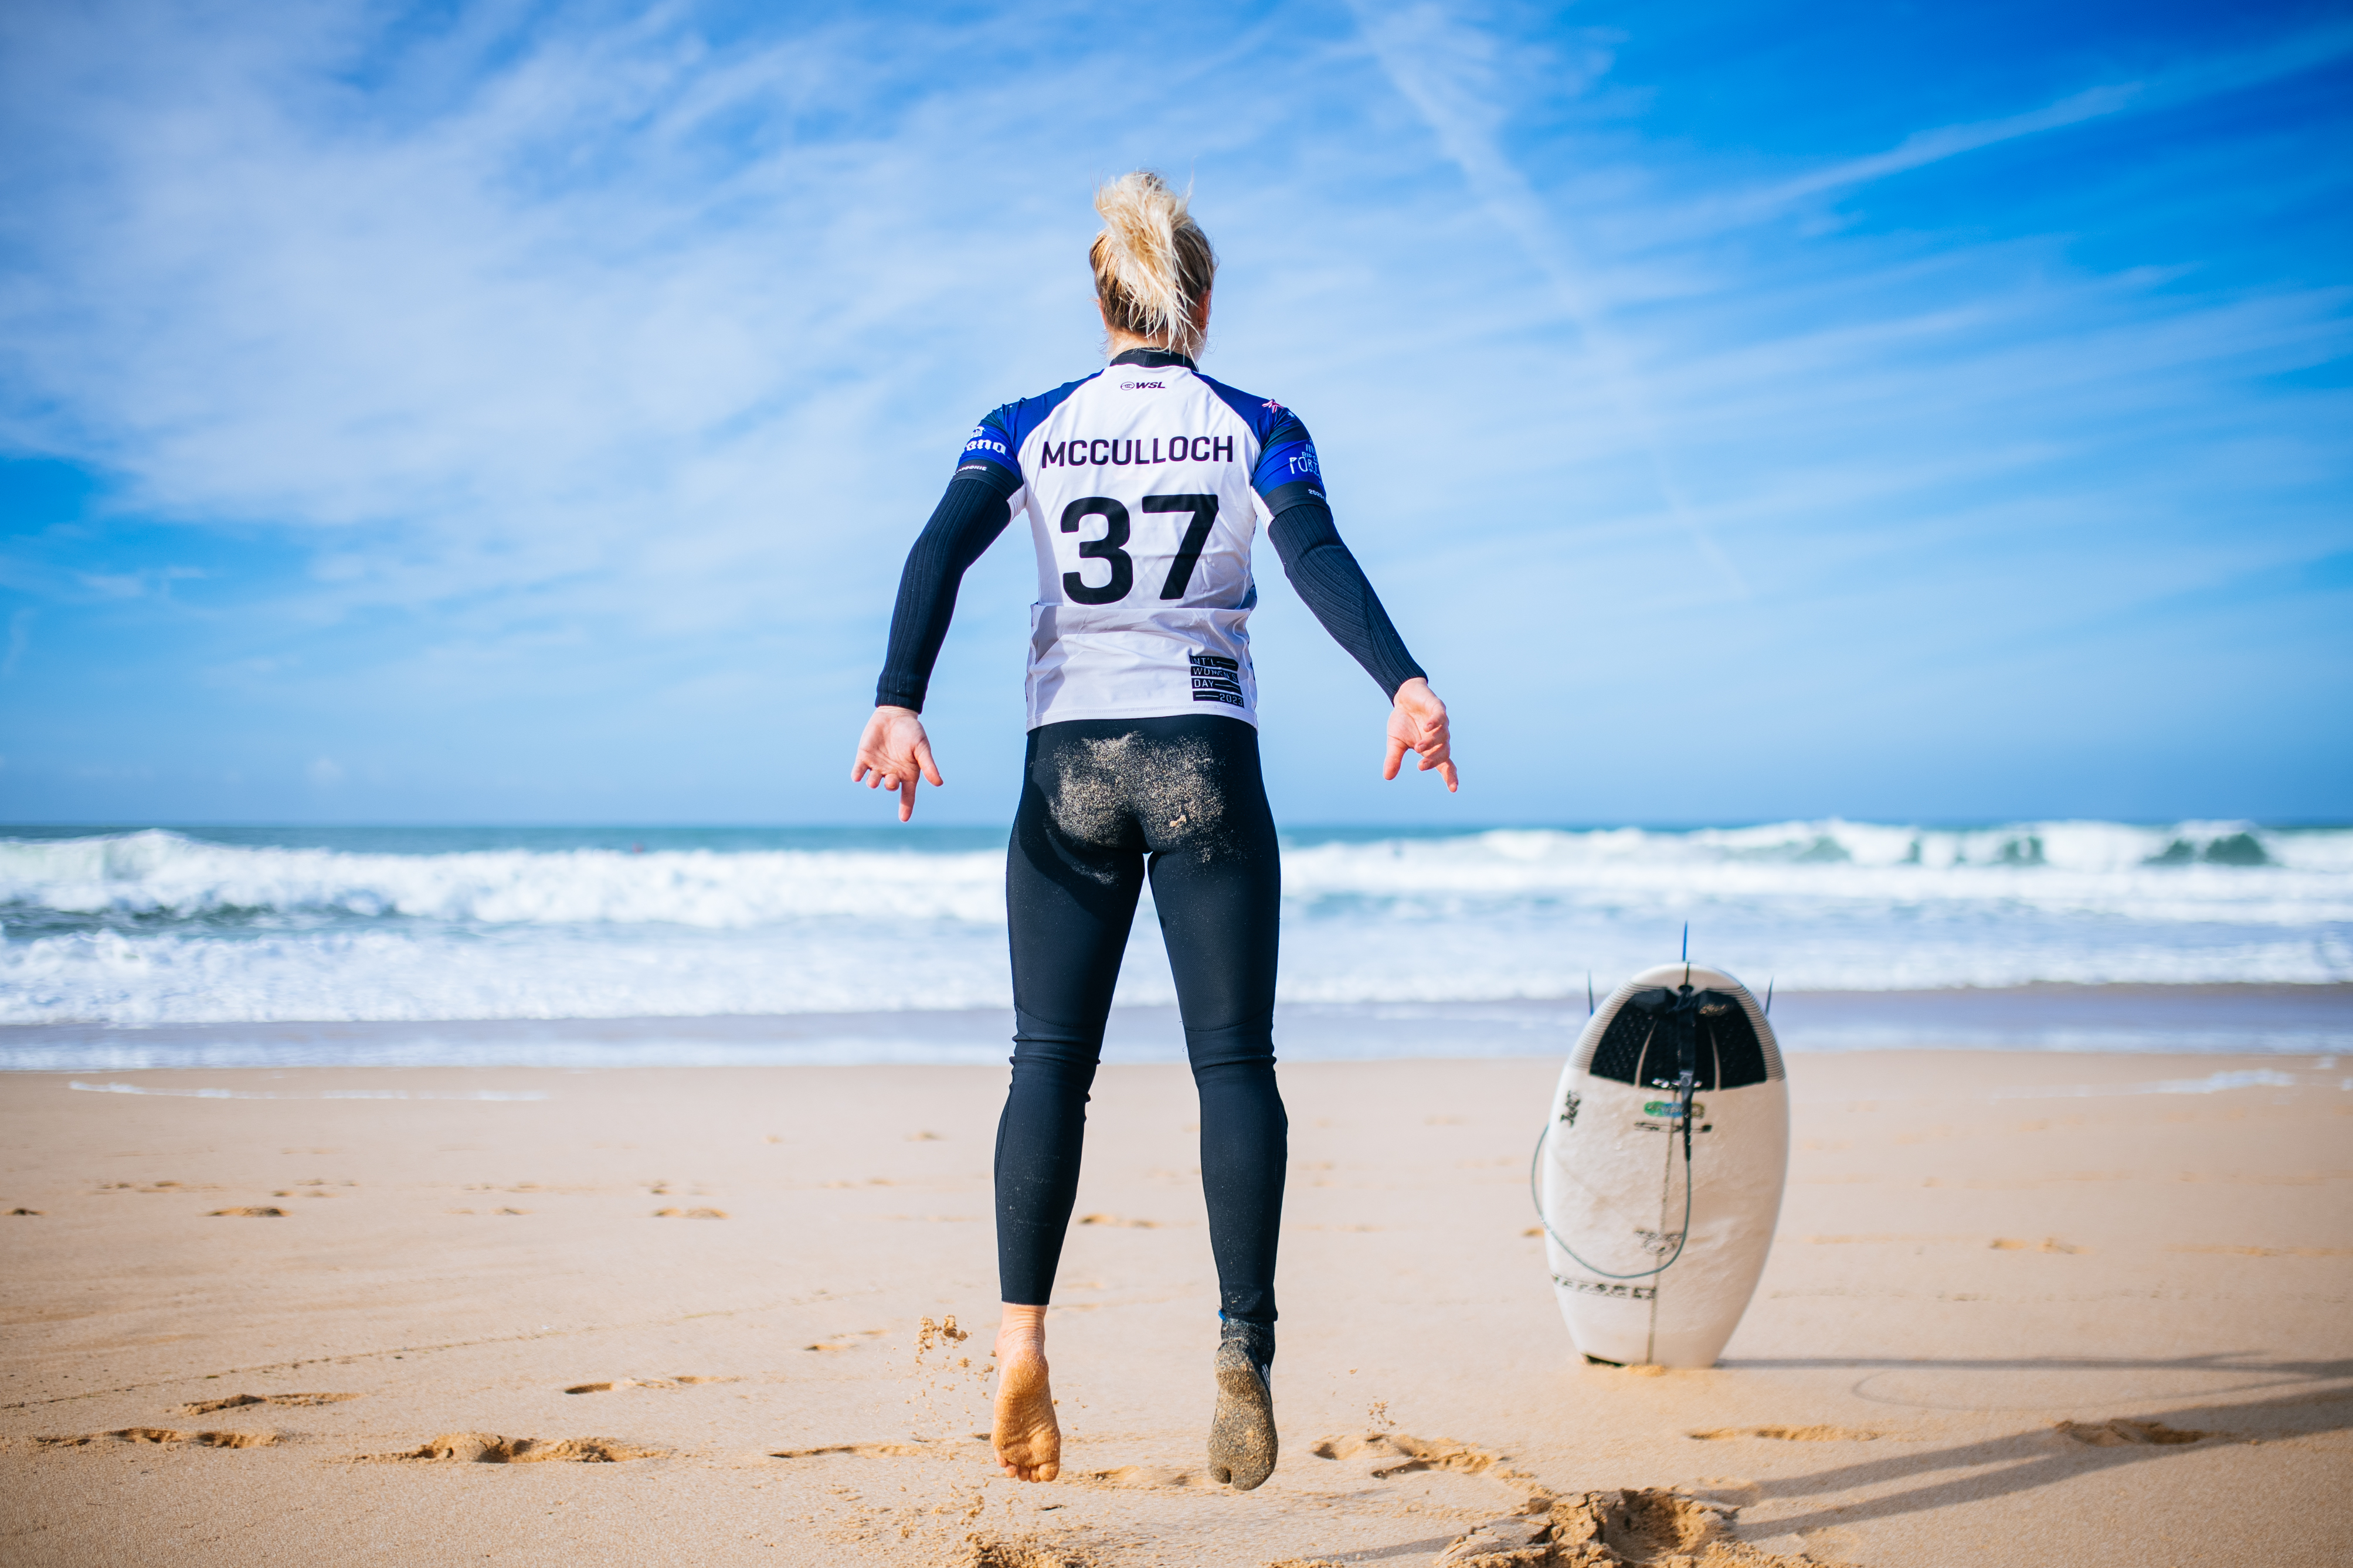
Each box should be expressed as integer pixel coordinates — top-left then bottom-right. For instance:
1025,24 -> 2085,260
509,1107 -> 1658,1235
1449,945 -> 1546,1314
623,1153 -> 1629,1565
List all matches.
853,706 -> 944,821
1383,677 -> 1458,792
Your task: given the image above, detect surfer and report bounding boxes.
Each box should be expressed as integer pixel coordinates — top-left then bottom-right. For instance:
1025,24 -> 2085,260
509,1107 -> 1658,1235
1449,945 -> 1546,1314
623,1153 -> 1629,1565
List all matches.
852,172 -> 1457,1489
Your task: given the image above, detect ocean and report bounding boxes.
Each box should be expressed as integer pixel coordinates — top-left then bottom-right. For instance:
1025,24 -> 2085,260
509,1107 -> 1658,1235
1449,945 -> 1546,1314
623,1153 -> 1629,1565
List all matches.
4,820 -> 2348,1068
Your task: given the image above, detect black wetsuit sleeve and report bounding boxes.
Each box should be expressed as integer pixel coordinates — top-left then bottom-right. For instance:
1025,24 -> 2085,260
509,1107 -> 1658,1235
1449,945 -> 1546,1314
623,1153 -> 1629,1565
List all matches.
1267,499 -> 1427,699
874,466 -> 1022,712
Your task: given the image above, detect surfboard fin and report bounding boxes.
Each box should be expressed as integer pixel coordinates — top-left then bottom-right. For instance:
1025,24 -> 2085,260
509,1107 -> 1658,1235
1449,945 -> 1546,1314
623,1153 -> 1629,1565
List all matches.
1586,972 -> 1594,1015
1764,978 -> 1774,1016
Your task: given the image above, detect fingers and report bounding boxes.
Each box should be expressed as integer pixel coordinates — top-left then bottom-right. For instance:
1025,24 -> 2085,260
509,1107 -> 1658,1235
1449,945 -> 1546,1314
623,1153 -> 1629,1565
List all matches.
1383,692 -> 1456,789
853,709 -> 942,817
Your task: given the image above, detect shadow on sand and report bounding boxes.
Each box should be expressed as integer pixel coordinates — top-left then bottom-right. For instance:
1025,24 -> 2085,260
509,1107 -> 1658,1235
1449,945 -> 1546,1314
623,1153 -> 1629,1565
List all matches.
1713,1354 -> 2353,1539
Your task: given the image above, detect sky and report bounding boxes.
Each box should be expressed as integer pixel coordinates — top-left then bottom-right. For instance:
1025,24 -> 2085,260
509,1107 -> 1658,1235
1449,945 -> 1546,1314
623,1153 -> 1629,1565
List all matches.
1,0 -> 2347,828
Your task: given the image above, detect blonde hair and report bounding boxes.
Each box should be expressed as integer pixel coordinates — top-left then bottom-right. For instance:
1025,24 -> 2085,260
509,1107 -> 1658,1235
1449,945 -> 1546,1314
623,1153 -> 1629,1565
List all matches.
1090,172 -> 1217,360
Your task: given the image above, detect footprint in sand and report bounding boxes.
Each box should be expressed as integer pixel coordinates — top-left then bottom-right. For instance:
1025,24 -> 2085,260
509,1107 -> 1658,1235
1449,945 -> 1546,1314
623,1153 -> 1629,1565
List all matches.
206,1206 -> 287,1218
562,1377 -> 734,1394
181,1393 -> 361,1414
1069,1464 -> 1220,1490
804,1329 -> 890,1353
651,1206 -> 728,1219
362,1434 -> 662,1464
10,1208 -> 41,1216
1076,1213 -> 1159,1228
768,1441 -> 952,1460
40,1428 -> 279,1448
1308,1432 -> 1523,1480
1686,1426 -> 1883,1442
1799,1524 -> 1865,1562
2169,1243 -> 2353,1258
2054,1418 -> 2212,1446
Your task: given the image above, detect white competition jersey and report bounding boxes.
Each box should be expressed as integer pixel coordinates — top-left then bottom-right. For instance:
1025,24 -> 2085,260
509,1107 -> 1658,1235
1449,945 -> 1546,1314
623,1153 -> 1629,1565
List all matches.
956,351 -> 1326,729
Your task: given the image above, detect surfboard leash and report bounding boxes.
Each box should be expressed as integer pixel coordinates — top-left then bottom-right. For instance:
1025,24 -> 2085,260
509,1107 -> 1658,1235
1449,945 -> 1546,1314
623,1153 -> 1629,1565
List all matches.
1526,1115 -> 1695,1281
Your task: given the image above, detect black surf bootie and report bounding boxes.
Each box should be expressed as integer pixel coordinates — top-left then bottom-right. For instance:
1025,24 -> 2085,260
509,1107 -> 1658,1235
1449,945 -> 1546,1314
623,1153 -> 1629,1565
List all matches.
1208,1317 -> 1277,1491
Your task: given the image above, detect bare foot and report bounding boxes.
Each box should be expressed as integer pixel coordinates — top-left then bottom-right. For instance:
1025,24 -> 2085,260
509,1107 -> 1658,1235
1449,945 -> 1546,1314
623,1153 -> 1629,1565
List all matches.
1208,1321 -> 1277,1491
992,1304 -> 1060,1482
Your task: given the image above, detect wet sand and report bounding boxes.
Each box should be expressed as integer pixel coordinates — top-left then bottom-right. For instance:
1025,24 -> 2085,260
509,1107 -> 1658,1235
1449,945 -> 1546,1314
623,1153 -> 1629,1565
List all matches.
1,1050 -> 2347,1565
10,984 -> 2348,1069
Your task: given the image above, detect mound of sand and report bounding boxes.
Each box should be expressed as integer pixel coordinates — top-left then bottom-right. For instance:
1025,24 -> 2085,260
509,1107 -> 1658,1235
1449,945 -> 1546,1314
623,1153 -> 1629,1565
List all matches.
962,1532 -> 1099,1567
1435,1488 -> 1839,1567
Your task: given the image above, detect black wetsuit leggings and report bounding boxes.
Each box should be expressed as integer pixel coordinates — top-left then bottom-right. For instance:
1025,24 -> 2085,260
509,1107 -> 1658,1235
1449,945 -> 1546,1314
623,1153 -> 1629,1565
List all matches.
996,713 -> 1286,1326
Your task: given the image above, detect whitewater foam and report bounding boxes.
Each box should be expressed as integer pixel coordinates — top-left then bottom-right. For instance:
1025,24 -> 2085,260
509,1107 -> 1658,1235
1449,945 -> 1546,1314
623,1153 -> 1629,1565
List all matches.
2,822 -> 2346,1030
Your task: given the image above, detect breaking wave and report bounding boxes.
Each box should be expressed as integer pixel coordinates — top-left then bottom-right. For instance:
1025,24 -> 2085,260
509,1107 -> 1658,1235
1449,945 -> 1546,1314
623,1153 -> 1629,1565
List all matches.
2,821 -> 2347,1025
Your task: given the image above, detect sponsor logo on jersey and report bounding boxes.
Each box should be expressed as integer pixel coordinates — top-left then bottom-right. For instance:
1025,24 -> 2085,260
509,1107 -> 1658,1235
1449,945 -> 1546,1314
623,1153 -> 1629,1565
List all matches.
1119,380 -> 1166,390
1040,436 -> 1234,468
1188,651 -> 1244,705
963,430 -> 1010,460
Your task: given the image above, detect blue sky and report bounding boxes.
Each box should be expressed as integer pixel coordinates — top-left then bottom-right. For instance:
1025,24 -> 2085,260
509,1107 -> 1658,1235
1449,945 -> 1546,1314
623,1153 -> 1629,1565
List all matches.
1,0 -> 2347,826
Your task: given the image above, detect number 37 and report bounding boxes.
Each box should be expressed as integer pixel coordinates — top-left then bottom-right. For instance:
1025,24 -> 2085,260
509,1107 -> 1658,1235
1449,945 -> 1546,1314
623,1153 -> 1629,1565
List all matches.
1060,494 -> 1218,605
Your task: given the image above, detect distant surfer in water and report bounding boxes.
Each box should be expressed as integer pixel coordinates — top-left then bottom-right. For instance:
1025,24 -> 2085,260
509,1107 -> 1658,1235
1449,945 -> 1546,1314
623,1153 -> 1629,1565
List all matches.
853,172 -> 1457,1490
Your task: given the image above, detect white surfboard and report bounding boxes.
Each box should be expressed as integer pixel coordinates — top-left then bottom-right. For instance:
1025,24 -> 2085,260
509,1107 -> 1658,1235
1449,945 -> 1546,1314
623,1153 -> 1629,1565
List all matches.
1537,962 -> 1789,1369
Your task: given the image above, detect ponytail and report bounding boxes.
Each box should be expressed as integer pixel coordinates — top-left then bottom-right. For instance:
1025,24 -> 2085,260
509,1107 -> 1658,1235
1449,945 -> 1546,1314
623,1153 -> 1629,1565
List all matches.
1089,172 -> 1216,360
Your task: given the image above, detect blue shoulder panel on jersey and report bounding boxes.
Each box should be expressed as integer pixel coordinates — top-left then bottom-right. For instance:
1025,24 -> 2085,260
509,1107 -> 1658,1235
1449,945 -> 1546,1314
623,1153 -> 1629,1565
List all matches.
956,373 -> 1099,485
1200,375 -> 1326,510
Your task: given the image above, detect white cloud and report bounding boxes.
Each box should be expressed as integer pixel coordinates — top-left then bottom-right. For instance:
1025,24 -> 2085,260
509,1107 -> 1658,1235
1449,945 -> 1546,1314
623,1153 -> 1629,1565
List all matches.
1,4 -> 1096,618
0,1 -> 2345,818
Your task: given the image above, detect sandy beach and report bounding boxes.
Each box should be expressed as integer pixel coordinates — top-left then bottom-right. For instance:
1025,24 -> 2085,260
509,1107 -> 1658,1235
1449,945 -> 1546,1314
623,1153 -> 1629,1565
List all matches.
3,1047 -> 2348,1566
